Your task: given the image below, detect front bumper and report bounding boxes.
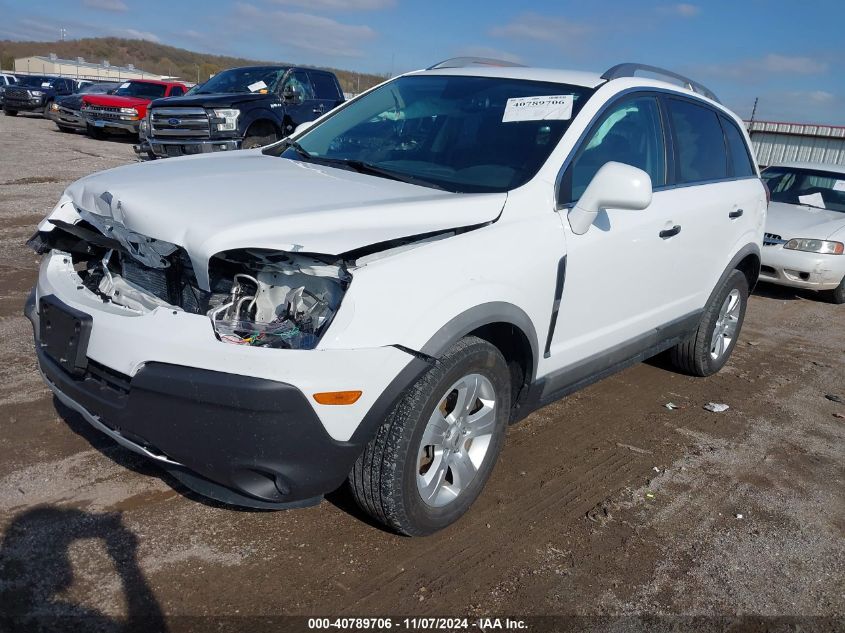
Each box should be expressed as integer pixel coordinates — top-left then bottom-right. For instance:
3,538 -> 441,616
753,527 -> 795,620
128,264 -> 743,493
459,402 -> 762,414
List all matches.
82,113 -> 140,134
760,244 -> 845,291
52,106 -> 86,130
143,137 -> 241,159
28,251 -> 423,507
4,97 -> 45,112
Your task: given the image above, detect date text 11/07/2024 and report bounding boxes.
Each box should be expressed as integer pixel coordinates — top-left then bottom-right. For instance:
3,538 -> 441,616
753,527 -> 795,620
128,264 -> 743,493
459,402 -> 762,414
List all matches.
307,617 -> 529,630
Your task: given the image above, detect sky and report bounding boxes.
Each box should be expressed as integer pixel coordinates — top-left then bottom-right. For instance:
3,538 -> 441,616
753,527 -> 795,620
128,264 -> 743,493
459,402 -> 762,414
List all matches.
1,0 -> 843,124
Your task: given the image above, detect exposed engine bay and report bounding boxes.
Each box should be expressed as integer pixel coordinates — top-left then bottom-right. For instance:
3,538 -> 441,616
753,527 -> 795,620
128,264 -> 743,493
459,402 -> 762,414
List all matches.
29,219 -> 351,350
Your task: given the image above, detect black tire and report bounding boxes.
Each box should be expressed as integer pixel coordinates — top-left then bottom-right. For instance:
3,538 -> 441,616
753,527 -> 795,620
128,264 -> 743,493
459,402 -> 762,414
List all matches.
43,101 -> 53,117
670,269 -> 749,377
350,336 -> 511,536
242,122 -> 279,149
4,109 -> 17,116
87,124 -> 105,139
57,125 -> 74,133
828,276 -> 845,304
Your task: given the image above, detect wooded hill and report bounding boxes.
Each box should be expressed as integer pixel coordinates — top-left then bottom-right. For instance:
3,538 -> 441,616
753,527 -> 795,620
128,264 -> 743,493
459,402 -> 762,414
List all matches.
0,37 -> 388,93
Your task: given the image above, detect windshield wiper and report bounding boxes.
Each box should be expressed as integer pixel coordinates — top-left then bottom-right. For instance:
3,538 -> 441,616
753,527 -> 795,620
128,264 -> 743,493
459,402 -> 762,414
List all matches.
283,139 -> 313,160
320,158 -> 448,191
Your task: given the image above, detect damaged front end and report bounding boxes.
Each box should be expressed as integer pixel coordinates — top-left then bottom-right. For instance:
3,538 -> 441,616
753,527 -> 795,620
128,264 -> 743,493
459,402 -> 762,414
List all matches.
29,218 -> 351,351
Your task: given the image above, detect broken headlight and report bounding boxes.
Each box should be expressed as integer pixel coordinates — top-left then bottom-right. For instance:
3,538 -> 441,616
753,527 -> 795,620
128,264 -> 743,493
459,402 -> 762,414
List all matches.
207,250 -> 350,350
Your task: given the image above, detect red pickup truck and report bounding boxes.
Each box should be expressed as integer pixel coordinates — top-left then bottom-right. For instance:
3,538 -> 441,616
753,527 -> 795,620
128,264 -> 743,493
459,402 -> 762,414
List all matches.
81,79 -> 187,138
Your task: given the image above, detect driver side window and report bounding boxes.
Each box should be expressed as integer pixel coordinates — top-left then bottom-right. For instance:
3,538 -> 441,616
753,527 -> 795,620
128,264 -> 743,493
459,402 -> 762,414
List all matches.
283,71 -> 315,101
561,95 -> 666,204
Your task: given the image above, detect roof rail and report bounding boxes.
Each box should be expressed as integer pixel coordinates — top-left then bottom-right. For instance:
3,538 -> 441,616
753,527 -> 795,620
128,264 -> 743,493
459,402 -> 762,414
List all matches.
427,57 -> 526,70
601,63 -> 720,103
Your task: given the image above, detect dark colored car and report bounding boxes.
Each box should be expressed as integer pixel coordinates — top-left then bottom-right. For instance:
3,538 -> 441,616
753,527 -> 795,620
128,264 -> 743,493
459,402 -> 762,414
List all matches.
0,73 -> 17,107
135,65 -> 344,159
50,82 -> 122,132
3,76 -> 78,116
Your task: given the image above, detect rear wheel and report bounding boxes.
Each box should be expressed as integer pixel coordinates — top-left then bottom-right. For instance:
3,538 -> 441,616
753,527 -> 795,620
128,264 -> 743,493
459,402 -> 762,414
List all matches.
350,336 -> 511,535
670,269 -> 748,376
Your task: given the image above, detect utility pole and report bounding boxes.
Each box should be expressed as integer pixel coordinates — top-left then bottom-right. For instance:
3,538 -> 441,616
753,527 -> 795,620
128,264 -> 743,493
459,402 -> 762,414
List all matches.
749,97 -> 759,125
196,64 -> 200,84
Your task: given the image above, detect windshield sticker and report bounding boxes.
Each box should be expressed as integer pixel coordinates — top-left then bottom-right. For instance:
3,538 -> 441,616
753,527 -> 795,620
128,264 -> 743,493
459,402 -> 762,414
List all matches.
120,82 -> 131,89
248,80 -> 267,93
502,95 -> 574,123
41,82 -> 51,88
833,179 -> 845,192
798,192 -> 826,208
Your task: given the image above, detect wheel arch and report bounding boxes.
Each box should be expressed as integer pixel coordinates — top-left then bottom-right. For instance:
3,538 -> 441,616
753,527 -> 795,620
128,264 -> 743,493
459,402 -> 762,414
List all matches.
419,302 -> 539,420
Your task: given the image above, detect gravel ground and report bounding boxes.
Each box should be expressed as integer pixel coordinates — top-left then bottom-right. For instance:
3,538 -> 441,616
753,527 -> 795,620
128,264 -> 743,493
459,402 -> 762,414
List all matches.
0,112 -> 842,633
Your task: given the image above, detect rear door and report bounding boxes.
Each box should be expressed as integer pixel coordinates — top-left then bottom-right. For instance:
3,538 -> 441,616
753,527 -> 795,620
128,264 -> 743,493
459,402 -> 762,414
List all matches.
658,97 -> 763,309
308,70 -> 344,116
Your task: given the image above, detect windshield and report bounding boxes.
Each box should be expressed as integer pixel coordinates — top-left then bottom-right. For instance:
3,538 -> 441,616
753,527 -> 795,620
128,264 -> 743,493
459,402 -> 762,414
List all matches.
763,166 -> 845,213
114,81 -> 168,99
269,74 -> 593,193
18,76 -> 54,87
194,67 -> 286,95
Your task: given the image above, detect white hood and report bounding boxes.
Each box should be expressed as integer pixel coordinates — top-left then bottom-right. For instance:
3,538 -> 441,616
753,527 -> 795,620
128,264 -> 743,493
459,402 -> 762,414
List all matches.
63,150 -> 506,287
766,201 -> 845,240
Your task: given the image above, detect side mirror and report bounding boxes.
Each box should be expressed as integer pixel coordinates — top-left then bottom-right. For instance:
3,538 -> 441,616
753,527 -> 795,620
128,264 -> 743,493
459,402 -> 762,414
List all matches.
568,162 -> 652,235
294,121 -> 315,135
283,84 -> 303,105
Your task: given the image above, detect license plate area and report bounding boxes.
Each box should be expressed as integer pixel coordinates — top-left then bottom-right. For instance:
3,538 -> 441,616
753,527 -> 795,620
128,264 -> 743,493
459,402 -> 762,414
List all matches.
94,120 -> 106,127
39,295 -> 93,376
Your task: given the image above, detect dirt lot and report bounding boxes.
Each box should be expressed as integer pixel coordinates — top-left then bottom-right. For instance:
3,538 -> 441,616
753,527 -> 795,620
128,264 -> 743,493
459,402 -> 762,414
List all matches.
0,112 -> 842,632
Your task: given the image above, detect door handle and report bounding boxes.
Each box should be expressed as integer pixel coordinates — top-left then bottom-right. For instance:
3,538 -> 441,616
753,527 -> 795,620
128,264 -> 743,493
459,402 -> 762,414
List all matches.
659,225 -> 681,239
729,209 -> 744,219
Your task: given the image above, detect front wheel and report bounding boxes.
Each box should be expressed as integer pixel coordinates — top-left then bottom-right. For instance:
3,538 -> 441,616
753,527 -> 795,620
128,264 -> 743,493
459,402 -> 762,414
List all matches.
3,109 -> 17,116
670,269 -> 749,376
828,276 -> 845,304
350,336 -> 511,535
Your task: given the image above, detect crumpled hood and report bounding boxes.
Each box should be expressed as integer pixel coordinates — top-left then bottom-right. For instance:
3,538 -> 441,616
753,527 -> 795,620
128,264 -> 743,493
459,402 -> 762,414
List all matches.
765,201 -> 845,240
63,150 -> 506,288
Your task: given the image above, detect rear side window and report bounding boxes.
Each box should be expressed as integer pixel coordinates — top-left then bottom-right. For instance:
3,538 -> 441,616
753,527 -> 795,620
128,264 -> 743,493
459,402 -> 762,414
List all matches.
309,72 -> 341,100
667,99 -> 727,183
720,115 -> 756,177
563,95 -> 666,203
169,86 -> 184,97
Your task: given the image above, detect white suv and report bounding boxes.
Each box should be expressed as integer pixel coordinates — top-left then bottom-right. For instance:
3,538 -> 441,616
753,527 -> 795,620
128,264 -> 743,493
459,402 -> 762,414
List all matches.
27,59 -> 766,535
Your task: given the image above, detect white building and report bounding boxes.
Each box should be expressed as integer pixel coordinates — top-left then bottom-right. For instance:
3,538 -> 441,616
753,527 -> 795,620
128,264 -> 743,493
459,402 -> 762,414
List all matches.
14,54 -> 163,81
747,119 -> 845,168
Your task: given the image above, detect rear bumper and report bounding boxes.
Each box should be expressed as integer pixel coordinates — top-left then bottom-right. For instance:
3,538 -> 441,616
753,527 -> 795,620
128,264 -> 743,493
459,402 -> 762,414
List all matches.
145,137 -> 241,159
760,245 -> 845,291
25,289 -> 375,508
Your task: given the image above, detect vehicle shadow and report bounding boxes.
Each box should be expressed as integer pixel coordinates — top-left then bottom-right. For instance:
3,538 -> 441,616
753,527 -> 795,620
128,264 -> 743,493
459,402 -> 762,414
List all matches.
0,505 -> 168,633
753,281 -> 829,302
